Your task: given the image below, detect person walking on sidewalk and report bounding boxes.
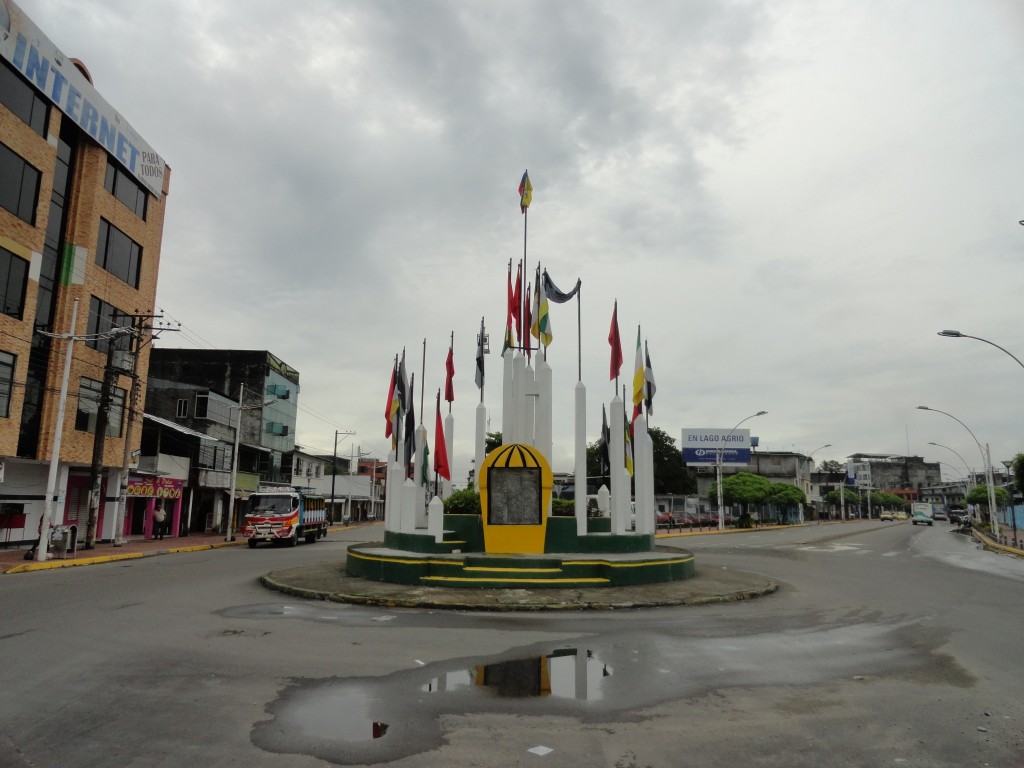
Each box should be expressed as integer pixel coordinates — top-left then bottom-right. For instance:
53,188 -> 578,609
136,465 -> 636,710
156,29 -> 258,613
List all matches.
152,503 -> 167,540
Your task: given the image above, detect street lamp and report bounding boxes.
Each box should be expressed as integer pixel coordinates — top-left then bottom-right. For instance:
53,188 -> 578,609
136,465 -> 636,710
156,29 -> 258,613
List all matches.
917,406 -> 1000,537
927,441 -> 973,487
716,410 -> 767,531
937,330 -> 1024,371
225,384 -> 276,542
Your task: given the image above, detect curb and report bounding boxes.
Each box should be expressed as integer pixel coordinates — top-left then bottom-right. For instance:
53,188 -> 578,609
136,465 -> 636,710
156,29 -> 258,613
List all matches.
3,540 -> 244,574
258,571 -> 780,612
972,528 -> 1024,558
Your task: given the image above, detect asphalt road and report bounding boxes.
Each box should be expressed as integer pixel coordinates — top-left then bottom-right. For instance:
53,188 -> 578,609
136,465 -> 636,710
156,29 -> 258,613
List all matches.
1,522 -> 1022,767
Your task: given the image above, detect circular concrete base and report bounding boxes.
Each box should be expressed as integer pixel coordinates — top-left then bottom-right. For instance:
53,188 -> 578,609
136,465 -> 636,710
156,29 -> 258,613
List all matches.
261,558 -> 778,611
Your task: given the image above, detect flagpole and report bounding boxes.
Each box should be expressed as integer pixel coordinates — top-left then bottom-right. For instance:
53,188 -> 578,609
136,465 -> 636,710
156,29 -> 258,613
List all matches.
420,337 -> 426,426
577,285 -> 582,382
448,331 -> 454,414
434,389 -> 440,497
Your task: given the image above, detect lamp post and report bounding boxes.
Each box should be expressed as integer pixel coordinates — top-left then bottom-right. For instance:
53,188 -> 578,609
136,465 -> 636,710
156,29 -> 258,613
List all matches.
938,330 -> 1024,371
917,406 -> 999,538
927,441 -> 974,488
225,385 -> 276,542
716,410 -> 767,531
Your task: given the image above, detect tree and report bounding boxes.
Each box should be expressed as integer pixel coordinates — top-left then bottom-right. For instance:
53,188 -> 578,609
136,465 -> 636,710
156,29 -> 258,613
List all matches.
769,482 -> 806,510
710,472 -> 772,507
485,431 -> 502,454
965,484 -> 1009,514
585,425 -> 695,495
818,459 -> 844,474
1012,453 -> 1024,495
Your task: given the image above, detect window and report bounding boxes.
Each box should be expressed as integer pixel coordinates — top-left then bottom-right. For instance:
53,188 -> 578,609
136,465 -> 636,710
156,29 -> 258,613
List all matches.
194,393 -> 208,419
95,218 -> 142,287
75,377 -> 126,437
0,247 -> 28,319
197,442 -> 229,471
175,398 -> 189,418
86,296 -> 132,354
0,351 -> 14,418
103,159 -> 147,219
0,58 -> 48,136
0,142 -> 41,224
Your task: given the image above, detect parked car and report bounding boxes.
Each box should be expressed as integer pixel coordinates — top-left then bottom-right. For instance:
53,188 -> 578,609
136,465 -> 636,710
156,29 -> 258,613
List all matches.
655,511 -> 679,530
910,512 -> 934,526
879,510 -> 896,521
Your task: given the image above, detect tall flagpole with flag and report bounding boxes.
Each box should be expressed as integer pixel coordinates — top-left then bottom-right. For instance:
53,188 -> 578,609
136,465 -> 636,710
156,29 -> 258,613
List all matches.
608,300 -> 623,395
518,170 -> 532,356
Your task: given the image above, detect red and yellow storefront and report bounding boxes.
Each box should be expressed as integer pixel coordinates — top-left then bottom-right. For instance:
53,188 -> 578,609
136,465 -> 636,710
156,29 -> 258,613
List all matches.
124,476 -> 185,539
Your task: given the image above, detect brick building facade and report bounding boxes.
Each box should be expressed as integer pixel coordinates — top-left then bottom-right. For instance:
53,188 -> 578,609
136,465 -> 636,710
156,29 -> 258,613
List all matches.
1,2 -> 169,548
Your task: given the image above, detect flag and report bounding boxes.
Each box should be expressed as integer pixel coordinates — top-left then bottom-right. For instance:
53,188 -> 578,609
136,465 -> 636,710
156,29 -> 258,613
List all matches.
542,270 -> 581,304
531,266 -> 552,347
511,261 -> 522,342
523,284 -> 533,362
475,317 -> 485,390
421,439 -> 430,486
631,325 -> 644,425
384,358 -> 397,438
501,318 -> 514,357
444,343 -> 455,404
608,301 -> 622,380
434,391 -> 450,480
393,350 -> 409,441
506,261 -> 515,339
600,404 -> 611,479
404,373 -> 416,474
644,341 -> 656,416
623,405 -> 634,477
518,170 -> 532,213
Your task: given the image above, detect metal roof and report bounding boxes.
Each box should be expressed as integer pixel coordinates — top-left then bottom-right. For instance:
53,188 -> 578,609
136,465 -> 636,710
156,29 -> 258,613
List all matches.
143,413 -> 220,442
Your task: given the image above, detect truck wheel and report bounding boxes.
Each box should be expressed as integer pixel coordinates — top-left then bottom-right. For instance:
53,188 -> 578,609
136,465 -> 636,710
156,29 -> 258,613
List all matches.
286,531 -> 297,547
247,539 -> 258,549
305,531 -> 317,544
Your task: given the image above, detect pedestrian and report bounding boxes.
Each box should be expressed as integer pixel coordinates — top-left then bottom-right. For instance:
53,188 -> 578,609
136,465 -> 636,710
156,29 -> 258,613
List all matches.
153,503 -> 167,540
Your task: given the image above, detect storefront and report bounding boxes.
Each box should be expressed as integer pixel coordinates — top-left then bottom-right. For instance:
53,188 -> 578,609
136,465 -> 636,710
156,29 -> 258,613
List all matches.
125,476 -> 184,539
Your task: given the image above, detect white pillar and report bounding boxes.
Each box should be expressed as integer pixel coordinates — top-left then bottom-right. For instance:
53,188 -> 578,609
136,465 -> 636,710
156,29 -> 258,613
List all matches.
634,418 -> 653,535
523,364 -> 536,447
574,381 -> 588,537
536,358 -> 553,461
510,353 -> 526,444
502,352 -> 514,442
428,495 -> 444,542
609,394 -> 628,534
400,478 -> 417,532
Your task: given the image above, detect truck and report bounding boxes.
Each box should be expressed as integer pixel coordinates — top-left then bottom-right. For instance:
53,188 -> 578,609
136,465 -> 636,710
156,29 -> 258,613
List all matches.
241,486 -> 328,548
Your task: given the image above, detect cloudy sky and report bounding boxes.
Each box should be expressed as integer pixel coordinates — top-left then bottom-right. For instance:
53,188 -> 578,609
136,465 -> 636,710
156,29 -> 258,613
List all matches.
23,0 -> 1024,483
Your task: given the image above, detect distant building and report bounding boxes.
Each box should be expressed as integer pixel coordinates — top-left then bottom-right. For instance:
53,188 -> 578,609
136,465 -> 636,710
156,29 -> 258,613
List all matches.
1,4 -> 170,547
143,349 -> 298,534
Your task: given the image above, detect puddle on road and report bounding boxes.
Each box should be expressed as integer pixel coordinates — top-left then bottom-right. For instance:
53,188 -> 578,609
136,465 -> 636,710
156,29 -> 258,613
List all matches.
252,621 -> 961,765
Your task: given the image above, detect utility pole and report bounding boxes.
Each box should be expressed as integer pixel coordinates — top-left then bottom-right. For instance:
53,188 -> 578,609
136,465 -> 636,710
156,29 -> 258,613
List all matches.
84,338 -> 118,549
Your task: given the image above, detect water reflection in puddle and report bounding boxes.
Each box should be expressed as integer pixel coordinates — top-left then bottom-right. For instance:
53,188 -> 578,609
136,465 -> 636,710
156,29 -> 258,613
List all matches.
421,648 -> 612,701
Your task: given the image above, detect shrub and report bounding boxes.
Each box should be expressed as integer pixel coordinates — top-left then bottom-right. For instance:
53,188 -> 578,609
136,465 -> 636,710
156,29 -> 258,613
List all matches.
551,498 -> 575,516
443,488 -> 481,515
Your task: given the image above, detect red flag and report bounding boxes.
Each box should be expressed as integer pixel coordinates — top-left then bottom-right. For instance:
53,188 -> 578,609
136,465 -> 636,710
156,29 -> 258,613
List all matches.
384,358 -> 397,438
608,301 -> 623,380
434,391 -> 450,480
444,344 -> 455,403
511,261 -> 522,342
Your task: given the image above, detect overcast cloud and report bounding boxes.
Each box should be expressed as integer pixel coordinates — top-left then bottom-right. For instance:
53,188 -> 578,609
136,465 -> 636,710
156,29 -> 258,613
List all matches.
26,0 -> 1024,482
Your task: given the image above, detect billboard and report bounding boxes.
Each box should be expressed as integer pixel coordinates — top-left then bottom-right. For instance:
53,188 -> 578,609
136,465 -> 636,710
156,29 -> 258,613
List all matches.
681,428 -> 751,467
0,0 -> 166,197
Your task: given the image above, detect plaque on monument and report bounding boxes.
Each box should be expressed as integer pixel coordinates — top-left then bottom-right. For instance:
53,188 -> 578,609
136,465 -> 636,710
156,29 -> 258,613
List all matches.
487,466 -> 542,525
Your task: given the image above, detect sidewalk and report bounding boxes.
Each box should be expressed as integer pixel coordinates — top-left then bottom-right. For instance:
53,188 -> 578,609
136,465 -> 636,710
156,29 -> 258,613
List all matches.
0,531 -> 244,574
